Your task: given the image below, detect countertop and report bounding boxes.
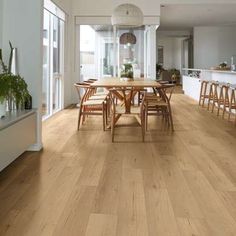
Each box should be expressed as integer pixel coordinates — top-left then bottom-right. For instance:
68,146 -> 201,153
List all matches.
0,109 -> 36,131
182,68 -> 236,74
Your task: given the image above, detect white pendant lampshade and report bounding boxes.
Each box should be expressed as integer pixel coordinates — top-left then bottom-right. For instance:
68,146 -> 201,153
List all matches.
111,4 -> 143,27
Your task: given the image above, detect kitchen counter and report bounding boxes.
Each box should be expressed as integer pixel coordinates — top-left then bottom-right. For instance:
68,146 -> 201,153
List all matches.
182,68 -> 236,101
0,109 -> 36,131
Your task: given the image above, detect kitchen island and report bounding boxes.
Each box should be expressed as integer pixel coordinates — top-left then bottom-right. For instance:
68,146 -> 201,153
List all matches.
182,68 -> 236,101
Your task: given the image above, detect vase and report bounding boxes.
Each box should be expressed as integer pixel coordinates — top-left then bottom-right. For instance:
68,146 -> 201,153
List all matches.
0,100 -> 6,118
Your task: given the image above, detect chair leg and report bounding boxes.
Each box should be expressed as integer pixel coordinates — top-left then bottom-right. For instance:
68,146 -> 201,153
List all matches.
168,104 -> 174,132
207,88 -> 211,110
145,108 -> 148,131
199,82 -> 204,106
141,109 -> 145,142
105,103 -> 108,125
77,106 -> 83,130
111,114 -> 115,142
202,82 -> 208,107
228,108 -> 231,121
212,95 -> 217,113
217,88 -> 223,116
102,103 -> 106,131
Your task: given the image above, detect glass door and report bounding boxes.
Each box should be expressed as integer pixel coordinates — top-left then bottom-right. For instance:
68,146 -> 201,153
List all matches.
116,27 -> 145,78
52,15 -> 64,112
42,1 -> 65,120
42,9 -> 50,117
78,24 -> 157,81
79,25 -> 114,81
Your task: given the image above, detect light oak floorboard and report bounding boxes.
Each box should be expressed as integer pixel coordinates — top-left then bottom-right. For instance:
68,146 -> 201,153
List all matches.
0,94 -> 235,235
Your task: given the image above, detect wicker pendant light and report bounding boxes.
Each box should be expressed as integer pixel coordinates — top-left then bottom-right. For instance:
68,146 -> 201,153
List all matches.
111,4 -> 143,27
120,32 -> 136,45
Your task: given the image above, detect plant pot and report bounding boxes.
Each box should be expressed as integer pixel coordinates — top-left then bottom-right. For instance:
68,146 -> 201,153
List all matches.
0,100 -> 6,118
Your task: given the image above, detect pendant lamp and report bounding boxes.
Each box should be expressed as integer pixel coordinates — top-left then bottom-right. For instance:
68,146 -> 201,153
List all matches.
120,32 -> 136,45
111,4 -> 143,27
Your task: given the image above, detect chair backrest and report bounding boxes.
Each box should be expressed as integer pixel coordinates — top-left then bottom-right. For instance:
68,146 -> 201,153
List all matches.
74,82 -> 95,103
163,84 -> 175,101
155,84 -> 175,103
109,88 -> 145,112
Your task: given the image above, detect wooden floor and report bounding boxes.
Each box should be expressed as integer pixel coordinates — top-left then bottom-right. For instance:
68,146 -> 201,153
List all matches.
0,93 -> 236,236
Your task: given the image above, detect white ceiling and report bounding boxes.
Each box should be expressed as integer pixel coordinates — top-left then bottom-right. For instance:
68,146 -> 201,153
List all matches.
159,4 -> 236,30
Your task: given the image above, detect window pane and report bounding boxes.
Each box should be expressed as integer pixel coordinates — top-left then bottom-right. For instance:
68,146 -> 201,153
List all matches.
42,9 -> 50,118
80,25 -> 114,80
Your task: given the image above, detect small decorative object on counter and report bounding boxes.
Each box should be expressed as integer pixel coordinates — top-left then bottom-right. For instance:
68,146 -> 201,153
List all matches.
211,61 -> 230,71
231,55 -> 236,72
24,94 -> 32,110
219,62 -> 227,69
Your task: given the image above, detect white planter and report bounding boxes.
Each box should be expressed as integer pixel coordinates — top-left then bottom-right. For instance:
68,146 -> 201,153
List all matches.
0,100 -> 6,118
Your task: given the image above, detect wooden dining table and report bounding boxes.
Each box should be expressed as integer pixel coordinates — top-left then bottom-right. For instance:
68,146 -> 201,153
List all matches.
92,78 -> 161,125
91,77 -> 161,89
92,77 -> 161,112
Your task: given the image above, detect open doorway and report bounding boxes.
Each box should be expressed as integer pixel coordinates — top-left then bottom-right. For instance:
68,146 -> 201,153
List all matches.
182,37 -> 194,69
78,24 -> 157,82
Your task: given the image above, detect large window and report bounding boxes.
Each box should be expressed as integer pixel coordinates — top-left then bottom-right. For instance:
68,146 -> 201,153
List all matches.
116,27 -> 145,78
79,24 -> 157,81
42,0 -> 65,119
80,25 -> 114,81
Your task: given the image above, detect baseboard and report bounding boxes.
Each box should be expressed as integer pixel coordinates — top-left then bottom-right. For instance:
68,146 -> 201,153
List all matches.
27,142 -> 43,152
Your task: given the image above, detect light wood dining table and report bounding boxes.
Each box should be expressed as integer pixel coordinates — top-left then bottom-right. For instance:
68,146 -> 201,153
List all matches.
92,78 -> 161,125
92,78 -> 161,111
91,77 -> 161,89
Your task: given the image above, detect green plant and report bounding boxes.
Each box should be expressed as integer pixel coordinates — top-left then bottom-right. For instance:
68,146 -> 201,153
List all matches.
0,73 -> 9,103
8,74 -> 30,109
0,42 -> 30,110
120,63 -> 133,79
0,49 -> 8,73
219,62 -> 227,68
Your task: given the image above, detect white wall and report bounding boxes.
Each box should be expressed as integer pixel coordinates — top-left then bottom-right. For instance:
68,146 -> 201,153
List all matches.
2,0 -> 43,150
1,0 -> 73,150
194,26 -> 236,69
158,37 -> 174,69
157,36 -> 184,70
173,38 -> 183,70
0,0 -> 3,48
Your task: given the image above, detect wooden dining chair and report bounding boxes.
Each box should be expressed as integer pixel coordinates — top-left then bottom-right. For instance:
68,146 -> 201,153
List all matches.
228,85 -> 236,125
74,83 -> 108,131
144,84 -> 175,131
109,88 -> 146,142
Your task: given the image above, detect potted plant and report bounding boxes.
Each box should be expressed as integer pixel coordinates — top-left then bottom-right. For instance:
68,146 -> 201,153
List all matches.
0,43 -> 30,115
0,49 -> 8,117
120,63 -> 134,80
0,73 -> 8,117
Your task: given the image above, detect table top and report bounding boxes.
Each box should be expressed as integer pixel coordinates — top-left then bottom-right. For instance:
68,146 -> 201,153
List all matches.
92,78 -> 160,88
